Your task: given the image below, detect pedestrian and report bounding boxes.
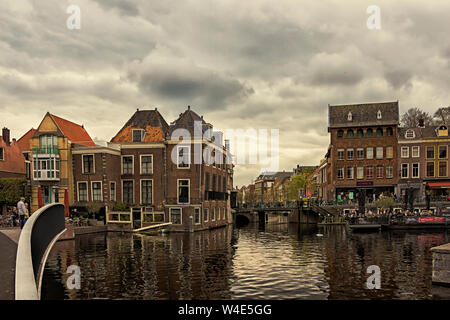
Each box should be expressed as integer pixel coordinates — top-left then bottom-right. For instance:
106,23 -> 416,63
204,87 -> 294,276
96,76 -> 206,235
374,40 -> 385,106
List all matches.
23,203 -> 30,226
17,197 -> 26,229
12,206 -> 18,227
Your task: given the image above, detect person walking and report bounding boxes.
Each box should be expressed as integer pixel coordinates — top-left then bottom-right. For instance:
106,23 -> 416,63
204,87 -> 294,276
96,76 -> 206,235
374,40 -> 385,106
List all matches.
23,203 -> 30,226
17,197 -> 26,229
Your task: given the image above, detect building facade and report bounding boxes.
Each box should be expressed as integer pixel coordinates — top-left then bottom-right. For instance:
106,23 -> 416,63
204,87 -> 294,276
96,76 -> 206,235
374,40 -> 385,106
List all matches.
328,102 -> 399,203
0,127 -> 27,178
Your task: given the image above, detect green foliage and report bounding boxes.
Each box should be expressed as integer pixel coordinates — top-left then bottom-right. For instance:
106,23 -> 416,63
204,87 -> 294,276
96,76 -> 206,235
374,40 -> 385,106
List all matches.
374,197 -> 395,209
113,201 -> 129,212
0,178 -> 28,205
85,202 -> 104,214
287,168 -> 317,201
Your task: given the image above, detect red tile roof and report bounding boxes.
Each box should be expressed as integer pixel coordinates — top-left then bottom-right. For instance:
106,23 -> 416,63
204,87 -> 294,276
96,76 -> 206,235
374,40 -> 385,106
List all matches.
16,128 -> 36,152
0,138 -> 25,175
50,114 -> 96,147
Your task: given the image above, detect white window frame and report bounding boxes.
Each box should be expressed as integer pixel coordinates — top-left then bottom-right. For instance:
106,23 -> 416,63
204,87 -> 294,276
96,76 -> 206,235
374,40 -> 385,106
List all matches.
386,166 -> 393,179
91,181 -> 103,202
366,147 -> 373,160
337,167 -> 344,180
401,146 -> 409,158
140,179 -> 153,205
121,155 -> 134,174
386,146 -> 394,159
376,166 -> 383,179
337,149 -> 344,161
121,179 -> 134,204
110,181 -> 116,202
81,154 -> 95,174
401,163 -> 409,179
376,147 -> 383,159
405,129 -> 415,139
412,163 -> 420,178
132,129 -> 145,142
357,167 -> 364,179
177,145 -> 191,169
169,207 -> 182,225
140,154 -> 153,175
177,179 -> 190,204
347,166 -> 354,179
347,148 -> 354,160
204,208 -> 209,222
194,207 -> 201,225
77,181 -> 88,202
356,148 -> 364,160
412,146 -> 420,158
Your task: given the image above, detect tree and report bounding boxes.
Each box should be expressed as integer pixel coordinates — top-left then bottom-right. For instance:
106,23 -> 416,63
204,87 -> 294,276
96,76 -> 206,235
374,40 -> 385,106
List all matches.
400,108 -> 433,127
0,178 -> 28,214
287,168 -> 317,201
433,106 -> 450,125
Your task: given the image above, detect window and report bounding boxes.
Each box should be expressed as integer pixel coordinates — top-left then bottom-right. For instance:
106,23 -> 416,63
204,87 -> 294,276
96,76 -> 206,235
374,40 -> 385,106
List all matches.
412,146 -> 420,158
347,148 -> 354,160
376,166 -> 383,179
39,135 -> 58,153
386,166 -> 393,179
337,149 -> 344,160
377,110 -> 382,119
347,129 -> 354,138
170,208 -> 182,225
376,128 -> 383,137
401,164 -> 409,178
439,161 -> 447,177
194,208 -> 201,224
178,179 -> 190,203
439,146 -> 447,159
386,146 -> 393,159
366,128 -> 373,137
78,182 -> 88,201
337,130 -> 344,138
366,166 -> 374,179
357,129 -> 363,138
412,163 -> 419,178
366,147 -> 373,159
92,182 -> 102,201
356,148 -> 364,160
204,208 -> 209,222
376,147 -> 383,159
427,147 -> 435,159
211,208 -> 216,221
337,167 -> 344,180
0,147 -> 4,160
140,155 -> 153,174
110,182 -> 116,201
132,129 -> 145,142
426,162 -> 435,177
347,167 -> 354,179
386,127 -> 393,136
122,180 -> 134,204
141,180 -> 153,204
405,129 -> 415,139
357,167 -> 364,179
347,112 -> 352,121
82,154 -> 94,174
177,146 -> 190,168
401,147 -> 409,158
122,156 -> 133,174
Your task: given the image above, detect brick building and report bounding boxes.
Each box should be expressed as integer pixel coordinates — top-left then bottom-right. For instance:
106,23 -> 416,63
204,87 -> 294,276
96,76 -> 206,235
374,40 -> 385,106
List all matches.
0,127 -> 27,178
328,101 -> 399,203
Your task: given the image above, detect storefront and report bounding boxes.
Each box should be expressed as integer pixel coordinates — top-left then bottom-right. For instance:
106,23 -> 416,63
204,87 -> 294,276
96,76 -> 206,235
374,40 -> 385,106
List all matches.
336,182 -> 395,203
425,181 -> 450,200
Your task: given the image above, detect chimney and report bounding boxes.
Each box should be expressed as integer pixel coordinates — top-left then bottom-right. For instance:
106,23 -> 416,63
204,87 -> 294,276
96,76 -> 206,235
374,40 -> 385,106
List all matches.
2,127 -> 10,145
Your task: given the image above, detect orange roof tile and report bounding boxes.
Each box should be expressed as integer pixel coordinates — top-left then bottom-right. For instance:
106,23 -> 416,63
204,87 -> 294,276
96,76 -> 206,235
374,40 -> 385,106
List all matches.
16,128 -> 36,152
50,114 -> 96,147
0,139 -> 25,175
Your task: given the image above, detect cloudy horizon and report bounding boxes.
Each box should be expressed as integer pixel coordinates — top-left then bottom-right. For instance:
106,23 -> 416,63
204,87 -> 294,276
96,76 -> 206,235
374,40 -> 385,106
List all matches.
2,0 -> 450,186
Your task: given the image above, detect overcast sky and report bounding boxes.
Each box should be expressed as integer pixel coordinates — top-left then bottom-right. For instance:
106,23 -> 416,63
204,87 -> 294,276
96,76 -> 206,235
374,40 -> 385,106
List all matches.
2,0 -> 450,186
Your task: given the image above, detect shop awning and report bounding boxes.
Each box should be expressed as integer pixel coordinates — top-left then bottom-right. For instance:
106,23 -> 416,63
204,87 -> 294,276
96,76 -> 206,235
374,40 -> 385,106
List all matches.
427,182 -> 450,189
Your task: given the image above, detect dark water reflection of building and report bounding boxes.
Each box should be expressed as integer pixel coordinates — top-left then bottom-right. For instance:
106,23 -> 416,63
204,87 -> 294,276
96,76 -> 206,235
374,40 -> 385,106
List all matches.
41,224 -> 450,300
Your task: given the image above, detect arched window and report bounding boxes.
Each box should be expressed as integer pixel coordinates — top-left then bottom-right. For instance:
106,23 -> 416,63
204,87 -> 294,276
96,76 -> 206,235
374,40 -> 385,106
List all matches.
386,127 -> 393,136
366,128 -> 373,137
347,112 -> 352,121
337,130 -> 344,138
357,129 -> 363,138
347,129 -> 354,138
405,129 -> 415,139
377,110 -> 382,119
376,128 -> 383,137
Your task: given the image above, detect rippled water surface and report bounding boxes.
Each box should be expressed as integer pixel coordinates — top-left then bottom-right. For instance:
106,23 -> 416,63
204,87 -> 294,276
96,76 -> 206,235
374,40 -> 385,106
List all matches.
41,224 -> 450,299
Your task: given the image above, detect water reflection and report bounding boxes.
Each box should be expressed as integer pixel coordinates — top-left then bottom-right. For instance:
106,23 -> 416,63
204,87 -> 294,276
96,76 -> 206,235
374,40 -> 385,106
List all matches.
41,224 -> 450,300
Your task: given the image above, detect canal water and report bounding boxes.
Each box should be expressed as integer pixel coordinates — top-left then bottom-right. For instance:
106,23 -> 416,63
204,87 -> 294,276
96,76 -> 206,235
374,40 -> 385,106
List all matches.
41,224 -> 450,300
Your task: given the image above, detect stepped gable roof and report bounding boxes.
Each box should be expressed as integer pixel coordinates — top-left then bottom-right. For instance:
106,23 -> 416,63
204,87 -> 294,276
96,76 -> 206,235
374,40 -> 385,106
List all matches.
168,106 -> 206,139
328,101 -> 399,129
16,128 -> 36,152
49,114 -> 96,147
111,109 -> 169,143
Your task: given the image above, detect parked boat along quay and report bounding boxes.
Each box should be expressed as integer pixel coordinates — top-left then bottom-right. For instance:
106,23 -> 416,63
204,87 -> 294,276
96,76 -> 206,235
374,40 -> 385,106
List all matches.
40,223 -> 450,300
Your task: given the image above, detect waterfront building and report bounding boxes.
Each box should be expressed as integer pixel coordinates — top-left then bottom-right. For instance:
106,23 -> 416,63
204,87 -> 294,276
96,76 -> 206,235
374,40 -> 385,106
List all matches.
0,127 -> 27,178
328,101 -> 399,202
254,171 -> 293,204
30,113 -> 96,212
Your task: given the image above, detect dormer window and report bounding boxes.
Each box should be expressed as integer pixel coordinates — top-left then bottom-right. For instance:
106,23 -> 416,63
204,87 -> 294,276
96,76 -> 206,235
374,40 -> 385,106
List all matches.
347,112 -> 352,121
132,129 -> 145,142
405,129 -> 415,139
437,125 -> 448,137
377,110 -> 382,119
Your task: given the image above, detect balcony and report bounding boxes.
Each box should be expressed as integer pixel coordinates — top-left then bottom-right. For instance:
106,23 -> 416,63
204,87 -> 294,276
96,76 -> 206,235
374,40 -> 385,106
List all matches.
33,169 -> 60,181
32,147 -> 59,156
